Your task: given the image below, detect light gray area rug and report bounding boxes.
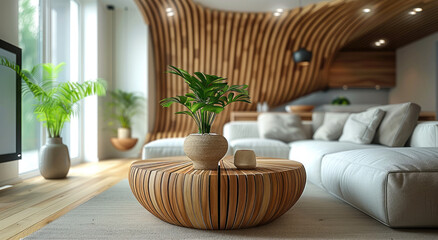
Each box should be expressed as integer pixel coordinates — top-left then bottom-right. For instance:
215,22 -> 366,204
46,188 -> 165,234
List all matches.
26,180 -> 438,240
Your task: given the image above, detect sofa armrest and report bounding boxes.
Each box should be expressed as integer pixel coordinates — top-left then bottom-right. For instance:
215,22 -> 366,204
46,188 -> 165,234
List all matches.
408,121 -> 438,147
223,121 -> 259,141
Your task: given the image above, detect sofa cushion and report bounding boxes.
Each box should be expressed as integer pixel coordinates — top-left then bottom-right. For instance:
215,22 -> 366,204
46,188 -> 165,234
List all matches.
258,113 -> 307,143
289,140 -> 384,187
339,109 -> 385,144
223,121 -> 259,141
408,121 -> 438,147
368,102 -> 421,147
230,138 -> 290,159
312,112 -> 325,132
142,138 -> 185,159
321,147 -> 438,227
313,112 -> 350,141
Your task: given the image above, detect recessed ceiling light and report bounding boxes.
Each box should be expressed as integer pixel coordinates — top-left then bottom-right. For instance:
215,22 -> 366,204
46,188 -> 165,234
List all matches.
373,39 -> 388,47
414,7 -> 423,12
362,8 -> 371,13
276,8 -> 284,13
166,8 -> 173,12
409,11 -> 417,15
167,11 -> 174,17
273,12 -> 281,16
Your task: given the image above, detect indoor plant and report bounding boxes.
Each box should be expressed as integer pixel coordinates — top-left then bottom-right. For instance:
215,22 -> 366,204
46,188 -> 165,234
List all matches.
107,89 -> 144,139
161,65 -> 250,169
0,58 -> 106,179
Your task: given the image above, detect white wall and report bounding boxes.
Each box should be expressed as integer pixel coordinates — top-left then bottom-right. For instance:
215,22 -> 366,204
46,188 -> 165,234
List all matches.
97,1 -> 115,160
390,32 -> 438,113
0,0 -> 20,185
93,2 -> 148,159
110,5 -> 148,158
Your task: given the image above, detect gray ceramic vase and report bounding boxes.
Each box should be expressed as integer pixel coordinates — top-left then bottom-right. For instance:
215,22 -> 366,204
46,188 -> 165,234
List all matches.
39,137 -> 71,179
184,133 -> 228,170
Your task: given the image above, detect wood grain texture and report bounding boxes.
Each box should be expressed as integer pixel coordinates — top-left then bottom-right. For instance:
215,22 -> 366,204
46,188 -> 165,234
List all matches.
231,111 -> 312,121
0,159 -> 133,240
110,138 -> 139,151
344,0 -> 438,51
328,51 -> 395,88
133,0 -> 426,143
129,156 -> 306,229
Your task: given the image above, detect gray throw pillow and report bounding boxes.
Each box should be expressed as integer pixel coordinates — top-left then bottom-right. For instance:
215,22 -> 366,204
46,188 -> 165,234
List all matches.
257,113 -> 307,143
313,112 -> 350,141
339,109 -> 385,144
368,102 -> 421,147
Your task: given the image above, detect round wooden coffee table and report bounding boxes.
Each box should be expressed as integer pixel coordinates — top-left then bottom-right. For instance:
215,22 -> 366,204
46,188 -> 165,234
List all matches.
129,156 -> 306,230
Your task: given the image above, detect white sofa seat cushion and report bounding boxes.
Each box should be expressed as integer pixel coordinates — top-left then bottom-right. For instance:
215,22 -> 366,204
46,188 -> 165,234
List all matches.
229,138 -> 290,159
321,147 -> 438,227
289,140 -> 384,187
142,138 -> 185,159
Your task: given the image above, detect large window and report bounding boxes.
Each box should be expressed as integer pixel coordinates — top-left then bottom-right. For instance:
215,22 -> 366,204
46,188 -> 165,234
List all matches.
19,0 -> 42,173
18,0 -> 81,173
50,0 -> 81,162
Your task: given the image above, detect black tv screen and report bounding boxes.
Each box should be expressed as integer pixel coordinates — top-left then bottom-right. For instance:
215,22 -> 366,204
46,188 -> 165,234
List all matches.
0,39 -> 22,163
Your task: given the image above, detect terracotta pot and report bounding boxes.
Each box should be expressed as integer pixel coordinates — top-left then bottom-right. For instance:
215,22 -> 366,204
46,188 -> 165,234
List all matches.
184,133 -> 228,170
39,138 -> 70,179
118,128 -> 131,139
234,150 -> 257,169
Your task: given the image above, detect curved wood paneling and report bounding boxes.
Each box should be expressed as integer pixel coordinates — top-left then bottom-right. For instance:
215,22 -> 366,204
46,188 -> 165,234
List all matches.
344,0 -> 438,50
129,156 -> 306,229
134,0 -> 424,142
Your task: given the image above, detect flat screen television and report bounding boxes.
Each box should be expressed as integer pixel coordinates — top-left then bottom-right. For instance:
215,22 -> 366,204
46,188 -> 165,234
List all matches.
0,39 -> 22,163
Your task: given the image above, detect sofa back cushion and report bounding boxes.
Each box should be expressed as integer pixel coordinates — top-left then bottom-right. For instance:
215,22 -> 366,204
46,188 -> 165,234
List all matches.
223,121 -> 259,141
368,102 -> 421,147
258,113 -> 307,143
312,112 -> 325,132
408,121 -> 438,147
313,112 -> 350,141
339,109 -> 385,144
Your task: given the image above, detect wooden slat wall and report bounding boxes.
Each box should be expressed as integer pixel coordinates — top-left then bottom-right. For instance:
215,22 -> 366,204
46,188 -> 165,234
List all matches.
328,51 -> 396,88
134,0 -> 425,143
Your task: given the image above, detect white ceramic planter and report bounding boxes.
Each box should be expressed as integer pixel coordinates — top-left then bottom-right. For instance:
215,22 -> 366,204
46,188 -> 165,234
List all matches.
39,137 -> 71,179
183,133 -> 228,170
118,128 -> 131,139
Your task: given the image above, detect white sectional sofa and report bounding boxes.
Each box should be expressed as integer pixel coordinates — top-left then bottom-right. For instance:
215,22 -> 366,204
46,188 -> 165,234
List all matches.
222,119 -> 438,228
142,107 -> 438,228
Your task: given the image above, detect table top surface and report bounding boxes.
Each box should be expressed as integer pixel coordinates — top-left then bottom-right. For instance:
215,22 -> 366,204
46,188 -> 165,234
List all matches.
130,156 -> 304,176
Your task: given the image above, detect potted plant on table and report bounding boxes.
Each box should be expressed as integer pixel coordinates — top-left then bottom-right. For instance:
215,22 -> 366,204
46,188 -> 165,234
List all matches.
107,89 -> 144,139
161,65 -> 251,169
0,58 -> 106,179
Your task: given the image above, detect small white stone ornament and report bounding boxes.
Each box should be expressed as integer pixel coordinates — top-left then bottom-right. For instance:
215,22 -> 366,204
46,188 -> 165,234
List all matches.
234,150 -> 257,169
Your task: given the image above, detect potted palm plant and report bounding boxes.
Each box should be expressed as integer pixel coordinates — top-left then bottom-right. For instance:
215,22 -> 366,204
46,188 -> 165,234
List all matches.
161,66 -> 251,169
0,58 -> 106,179
107,89 -> 144,139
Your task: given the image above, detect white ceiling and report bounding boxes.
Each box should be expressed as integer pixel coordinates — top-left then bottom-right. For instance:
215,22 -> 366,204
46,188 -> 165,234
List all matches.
193,0 -> 328,12
100,0 -> 329,12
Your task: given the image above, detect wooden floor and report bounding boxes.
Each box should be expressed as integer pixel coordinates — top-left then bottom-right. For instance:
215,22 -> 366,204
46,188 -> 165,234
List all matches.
0,159 -> 134,240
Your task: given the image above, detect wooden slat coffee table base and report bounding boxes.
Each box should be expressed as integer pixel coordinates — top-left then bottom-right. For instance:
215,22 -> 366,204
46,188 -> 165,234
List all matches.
129,156 -> 306,230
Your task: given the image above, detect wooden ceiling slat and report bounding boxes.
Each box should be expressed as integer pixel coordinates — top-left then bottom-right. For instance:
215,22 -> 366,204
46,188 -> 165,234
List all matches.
344,0 -> 438,50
